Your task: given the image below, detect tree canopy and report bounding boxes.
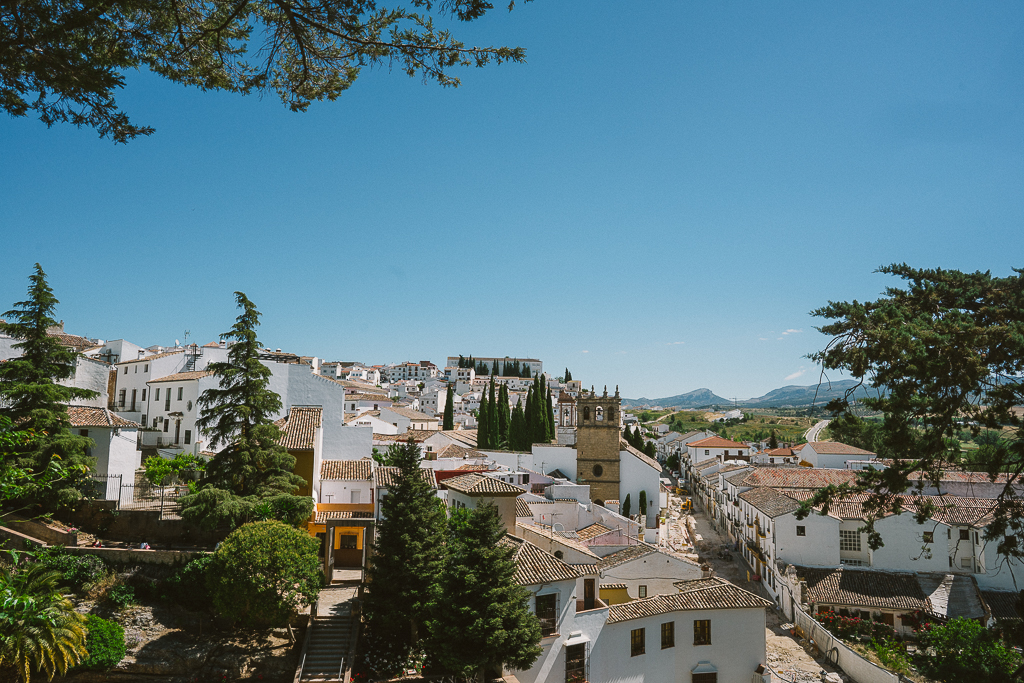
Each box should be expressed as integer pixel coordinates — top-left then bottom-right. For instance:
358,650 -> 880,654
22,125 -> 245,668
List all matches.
802,264 -> 1024,559
2,0 -> 533,142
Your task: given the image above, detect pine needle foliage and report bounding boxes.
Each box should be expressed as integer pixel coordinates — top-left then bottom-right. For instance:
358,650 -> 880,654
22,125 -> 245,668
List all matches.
0,563 -> 88,682
180,292 -> 309,529
427,503 -> 541,679
362,439 -> 445,677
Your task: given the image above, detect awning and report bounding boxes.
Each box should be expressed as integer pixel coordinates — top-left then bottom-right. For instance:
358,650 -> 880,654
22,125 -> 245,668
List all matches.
691,661 -> 717,674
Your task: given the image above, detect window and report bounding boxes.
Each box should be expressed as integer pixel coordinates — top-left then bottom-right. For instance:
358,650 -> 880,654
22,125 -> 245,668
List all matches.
922,531 -> 934,544
705,450 -> 710,456
797,526 -> 806,537
177,387 -> 183,401
141,389 -> 147,402
144,364 -> 149,372
565,643 -> 586,683
163,419 -> 169,433
960,529 -> 970,541
78,429 -> 88,437
692,674 -> 717,683
961,558 -> 972,569
592,464 -> 603,477
134,365 -> 138,373
723,450 -> 729,457
630,628 -> 645,656
661,621 -> 675,649
638,585 -> 647,598
184,430 -> 192,445
337,534 -> 357,549
153,418 -> 158,429
839,530 -> 861,552
141,414 -> 147,426
536,594 -> 557,636
155,388 -> 160,401
350,490 -> 360,504
118,389 -> 126,407
123,366 -> 128,374
693,619 -> 711,645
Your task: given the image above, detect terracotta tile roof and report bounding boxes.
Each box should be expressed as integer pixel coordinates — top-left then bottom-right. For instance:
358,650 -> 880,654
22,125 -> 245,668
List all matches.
67,406 -> 139,428
320,458 -> 374,481
444,473 -> 523,495
783,490 -> 998,525
804,441 -> 876,456
601,582 -> 627,590
516,523 -> 599,559
619,440 -> 661,471
546,469 -> 569,479
121,349 -> 185,364
596,543 -> 659,571
314,509 -> 374,523
762,447 -> 796,456
432,443 -> 485,460
456,463 -> 490,471
147,370 -> 212,383
347,393 -> 390,402
739,487 -> 802,518
373,433 -> 428,443
981,590 -> 1021,621
572,564 -> 599,576
345,411 -> 381,423
373,466 -> 437,489
384,407 -> 438,421
733,468 -> 860,490
689,436 -> 750,449
608,577 -> 770,623
276,406 -> 322,450
516,498 -> 533,517
48,331 -> 94,349
576,523 -> 613,541
798,566 -> 929,611
499,534 -> 582,586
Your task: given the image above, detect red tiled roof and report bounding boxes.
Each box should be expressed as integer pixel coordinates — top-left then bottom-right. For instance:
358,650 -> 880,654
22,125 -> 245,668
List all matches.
689,436 -> 750,449
275,406 -> 322,450
803,441 -> 876,456
500,534 -> 582,586
320,458 -> 373,480
608,577 -> 770,623
67,406 -> 139,429
147,371 -> 212,383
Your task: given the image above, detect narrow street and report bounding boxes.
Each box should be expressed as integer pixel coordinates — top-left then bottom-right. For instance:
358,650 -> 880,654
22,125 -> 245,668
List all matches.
663,488 -> 847,683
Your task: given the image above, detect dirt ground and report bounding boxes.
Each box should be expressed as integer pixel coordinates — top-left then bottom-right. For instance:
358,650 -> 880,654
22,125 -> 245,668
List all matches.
664,491 -> 848,683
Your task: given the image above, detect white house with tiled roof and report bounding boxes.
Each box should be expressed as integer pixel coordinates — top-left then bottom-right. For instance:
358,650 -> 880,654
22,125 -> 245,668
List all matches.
67,406 -> 141,499
686,436 -> 751,465
797,441 -> 877,468
378,406 -> 439,432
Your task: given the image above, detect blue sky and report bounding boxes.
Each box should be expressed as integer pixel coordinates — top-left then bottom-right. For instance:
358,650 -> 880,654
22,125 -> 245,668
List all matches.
2,2 -> 1022,400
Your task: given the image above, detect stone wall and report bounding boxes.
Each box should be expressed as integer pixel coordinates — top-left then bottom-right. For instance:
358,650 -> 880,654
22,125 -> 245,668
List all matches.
0,524 -> 43,552
63,500 -> 227,548
63,546 -> 208,567
1,514 -> 78,546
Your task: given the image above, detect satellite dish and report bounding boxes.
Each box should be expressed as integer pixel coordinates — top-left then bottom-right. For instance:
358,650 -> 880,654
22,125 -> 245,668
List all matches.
175,339 -> 180,346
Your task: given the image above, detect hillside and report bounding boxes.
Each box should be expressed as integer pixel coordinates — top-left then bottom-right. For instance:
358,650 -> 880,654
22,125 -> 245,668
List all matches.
626,380 -> 881,409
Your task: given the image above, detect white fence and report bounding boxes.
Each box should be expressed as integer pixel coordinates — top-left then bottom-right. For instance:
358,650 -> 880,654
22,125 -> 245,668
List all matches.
792,607 -> 901,683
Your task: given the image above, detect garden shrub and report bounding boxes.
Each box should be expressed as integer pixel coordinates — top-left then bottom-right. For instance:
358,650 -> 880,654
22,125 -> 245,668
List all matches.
77,615 -> 126,671
207,520 -> 321,628
36,547 -> 107,590
162,555 -> 213,610
109,584 -> 136,608
916,616 -> 1022,683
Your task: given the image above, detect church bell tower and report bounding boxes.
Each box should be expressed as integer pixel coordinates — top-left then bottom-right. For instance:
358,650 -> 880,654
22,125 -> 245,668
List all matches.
575,386 -> 621,506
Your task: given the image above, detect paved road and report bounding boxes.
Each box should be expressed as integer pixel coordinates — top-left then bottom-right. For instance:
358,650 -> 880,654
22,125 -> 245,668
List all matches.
804,419 -> 830,443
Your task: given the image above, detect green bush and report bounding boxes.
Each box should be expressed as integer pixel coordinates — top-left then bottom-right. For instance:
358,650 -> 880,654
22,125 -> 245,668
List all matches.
917,617 -> 1022,683
109,584 -> 135,608
162,555 -> 213,610
77,615 -> 126,671
207,520 -> 321,628
36,547 -> 107,590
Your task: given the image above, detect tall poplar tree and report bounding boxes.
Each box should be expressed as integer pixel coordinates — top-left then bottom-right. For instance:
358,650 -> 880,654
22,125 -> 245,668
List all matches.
364,439 -> 446,675
0,265 -> 97,505
427,503 -> 542,679
442,385 -> 455,431
179,292 -> 311,529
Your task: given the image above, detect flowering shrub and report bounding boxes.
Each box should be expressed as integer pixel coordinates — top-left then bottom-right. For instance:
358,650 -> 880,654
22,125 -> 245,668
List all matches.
815,612 -> 896,641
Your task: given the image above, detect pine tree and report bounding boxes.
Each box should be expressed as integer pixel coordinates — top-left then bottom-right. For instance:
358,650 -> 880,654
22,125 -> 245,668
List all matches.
0,264 -> 97,503
179,293 -> 311,529
478,390 -> 490,449
443,385 -> 454,431
363,439 -> 446,676
497,384 -> 510,448
427,503 -> 542,679
622,493 -> 631,518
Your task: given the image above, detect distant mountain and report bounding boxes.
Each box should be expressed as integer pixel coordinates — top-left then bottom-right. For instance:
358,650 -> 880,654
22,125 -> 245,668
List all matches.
622,388 -> 730,409
624,380 -> 881,410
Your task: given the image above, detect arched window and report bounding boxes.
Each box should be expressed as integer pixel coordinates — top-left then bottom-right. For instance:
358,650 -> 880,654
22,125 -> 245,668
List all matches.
608,407 -> 615,421
596,406 -> 604,421
583,406 -> 590,421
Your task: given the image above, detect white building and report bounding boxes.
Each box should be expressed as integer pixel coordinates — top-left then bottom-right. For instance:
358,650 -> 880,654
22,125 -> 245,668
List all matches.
686,436 -> 751,465
384,361 -> 438,382
378,406 -> 440,432
796,441 -> 877,468
68,406 -> 142,500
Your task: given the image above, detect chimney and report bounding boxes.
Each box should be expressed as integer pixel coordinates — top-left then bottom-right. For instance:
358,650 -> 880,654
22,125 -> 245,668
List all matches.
701,563 -> 714,579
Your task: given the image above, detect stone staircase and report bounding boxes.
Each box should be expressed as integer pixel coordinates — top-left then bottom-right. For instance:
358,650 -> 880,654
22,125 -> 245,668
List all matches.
298,588 -> 357,683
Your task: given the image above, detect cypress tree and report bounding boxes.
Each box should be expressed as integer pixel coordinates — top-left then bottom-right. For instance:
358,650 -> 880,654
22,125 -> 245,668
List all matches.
443,385 -> 454,431
497,384 -> 510,448
487,377 -> 498,447
564,368 -> 572,382
478,390 -> 490,449
491,359 -> 499,376
523,387 -> 534,446
179,292 -> 311,529
458,355 -> 466,369
427,503 -> 542,679
639,490 -> 647,516
510,401 -> 526,451
364,439 -> 446,675
622,493 -> 631,518
0,264 -> 97,502
544,384 -> 555,442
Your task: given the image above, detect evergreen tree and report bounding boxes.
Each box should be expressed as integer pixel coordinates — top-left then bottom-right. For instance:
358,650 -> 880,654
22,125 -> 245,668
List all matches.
427,503 -> 542,679
520,364 -> 531,378
510,401 -> 526,451
458,355 -> 466,369
488,377 -> 498,447
363,439 -> 446,676
544,387 -> 555,442
0,264 -> 97,503
492,359 -> 499,376
477,390 -> 490,449
638,490 -> 647,516
622,493 -> 631,518
643,441 -> 656,459
497,384 -> 510,448
443,385 -> 454,431
179,293 -> 311,529
564,368 -> 572,382
511,360 -> 520,377
768,430 -> 779,449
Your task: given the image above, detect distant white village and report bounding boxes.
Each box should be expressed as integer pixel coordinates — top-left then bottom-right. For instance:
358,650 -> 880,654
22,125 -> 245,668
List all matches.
3,322 -> 1021,683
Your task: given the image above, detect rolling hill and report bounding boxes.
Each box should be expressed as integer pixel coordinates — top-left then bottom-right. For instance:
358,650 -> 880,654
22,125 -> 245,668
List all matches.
625,380 -> 881,409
